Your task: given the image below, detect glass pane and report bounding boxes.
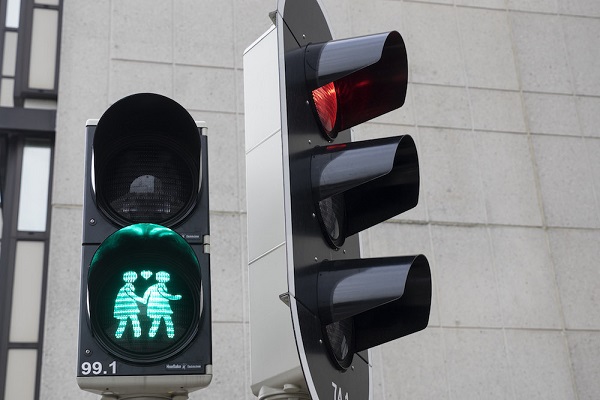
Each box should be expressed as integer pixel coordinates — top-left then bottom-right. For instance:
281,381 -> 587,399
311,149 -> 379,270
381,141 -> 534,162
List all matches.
24,98 -> 58,110
2,32 -> 18,76
4,349 -> 37,400
17,143 -> 52,232
35,0 -> 60,5
5,0 -> 22,28
9,241 -> 45,342
28,8 -> 59,91
0,78 -> 15,107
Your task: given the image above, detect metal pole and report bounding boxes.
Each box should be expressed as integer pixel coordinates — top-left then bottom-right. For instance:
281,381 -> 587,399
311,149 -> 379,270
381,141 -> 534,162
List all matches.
258,384 -> 310,400
100,395 -> 188,400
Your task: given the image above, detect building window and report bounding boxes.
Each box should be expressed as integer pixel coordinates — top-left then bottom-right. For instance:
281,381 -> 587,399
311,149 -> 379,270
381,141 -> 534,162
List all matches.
17,142 -> 51,232
0,135 -> 53,400
1,0 -> 62,109
0,1 -> 60,397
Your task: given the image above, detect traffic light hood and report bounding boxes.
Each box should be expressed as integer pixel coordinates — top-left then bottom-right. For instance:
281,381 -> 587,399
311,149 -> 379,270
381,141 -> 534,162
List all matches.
94,93 -> 200,164
92,93 -> 202,227
317,255 -> 431,352
311,135 -> 420,247
305,31 -> 408,139
305,31 -> 407,91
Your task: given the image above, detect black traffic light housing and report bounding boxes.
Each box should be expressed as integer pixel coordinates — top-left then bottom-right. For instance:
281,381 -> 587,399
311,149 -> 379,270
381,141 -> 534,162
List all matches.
77,93 -> 211,397
278,0 -> 432,397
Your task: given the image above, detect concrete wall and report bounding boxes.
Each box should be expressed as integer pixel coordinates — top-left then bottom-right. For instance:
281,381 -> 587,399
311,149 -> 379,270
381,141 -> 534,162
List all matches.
43,0 -> 600,399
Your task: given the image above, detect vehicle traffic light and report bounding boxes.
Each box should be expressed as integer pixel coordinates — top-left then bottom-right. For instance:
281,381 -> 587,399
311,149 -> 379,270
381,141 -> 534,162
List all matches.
245,0 -> 432,399
77,93 -> 211,398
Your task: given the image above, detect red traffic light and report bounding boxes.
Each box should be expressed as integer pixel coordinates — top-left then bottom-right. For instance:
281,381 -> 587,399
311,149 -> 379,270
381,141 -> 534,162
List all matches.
312,82 -> 338,136
306,31 -> 408,140
244,1 -> 431,397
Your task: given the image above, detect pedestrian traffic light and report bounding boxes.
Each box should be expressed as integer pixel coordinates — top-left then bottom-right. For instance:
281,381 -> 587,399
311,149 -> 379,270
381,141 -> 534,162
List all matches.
245,0 -> 431,399
77,93 -> 211,398
87,224 -> 201,364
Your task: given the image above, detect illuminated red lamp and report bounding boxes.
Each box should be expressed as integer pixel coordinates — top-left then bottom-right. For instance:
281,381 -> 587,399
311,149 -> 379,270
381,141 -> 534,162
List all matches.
312,82 -> 338,138
306,31 -> 408,141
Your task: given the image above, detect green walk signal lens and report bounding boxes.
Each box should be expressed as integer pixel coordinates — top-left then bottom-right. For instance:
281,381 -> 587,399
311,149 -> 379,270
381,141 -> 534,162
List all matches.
88,223 -> 202,364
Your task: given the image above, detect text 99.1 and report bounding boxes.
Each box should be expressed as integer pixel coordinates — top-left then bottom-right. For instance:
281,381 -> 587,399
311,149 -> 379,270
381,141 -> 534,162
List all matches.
81,360 -> 117,375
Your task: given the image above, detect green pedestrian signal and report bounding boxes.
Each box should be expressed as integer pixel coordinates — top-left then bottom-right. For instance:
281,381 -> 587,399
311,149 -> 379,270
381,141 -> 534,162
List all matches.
88,223 -> 202,364
113,270 -> 182,340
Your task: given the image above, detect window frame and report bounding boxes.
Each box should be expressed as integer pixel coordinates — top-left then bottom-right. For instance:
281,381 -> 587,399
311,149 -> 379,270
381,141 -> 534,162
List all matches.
0,133 -> 54,400
3,0 -> 63,107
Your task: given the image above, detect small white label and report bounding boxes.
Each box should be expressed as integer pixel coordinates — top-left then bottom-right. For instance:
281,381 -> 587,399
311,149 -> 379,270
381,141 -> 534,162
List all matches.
166,363 -> 203,370
332,382 -> 349,400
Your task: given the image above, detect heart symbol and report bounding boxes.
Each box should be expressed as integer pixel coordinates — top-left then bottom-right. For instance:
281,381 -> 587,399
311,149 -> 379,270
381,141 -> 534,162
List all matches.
141,270 -> 153,280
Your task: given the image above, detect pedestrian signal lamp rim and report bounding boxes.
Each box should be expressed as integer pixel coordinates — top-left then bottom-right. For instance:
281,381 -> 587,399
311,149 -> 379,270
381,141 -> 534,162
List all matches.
87,223 -> 203,364
305,31 -> 408,141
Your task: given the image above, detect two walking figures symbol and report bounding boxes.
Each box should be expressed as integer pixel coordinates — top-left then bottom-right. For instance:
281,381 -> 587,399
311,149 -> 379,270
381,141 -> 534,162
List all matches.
113,270 -> 182,339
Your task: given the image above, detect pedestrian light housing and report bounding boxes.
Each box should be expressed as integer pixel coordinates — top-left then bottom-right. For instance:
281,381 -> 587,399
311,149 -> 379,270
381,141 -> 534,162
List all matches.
77,93 -> 212,396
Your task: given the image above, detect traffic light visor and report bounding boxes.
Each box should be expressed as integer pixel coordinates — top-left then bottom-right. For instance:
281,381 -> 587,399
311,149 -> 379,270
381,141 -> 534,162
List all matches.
317,255 -> 431,369
87,223 -> 203,364
306,31 -> 408,139
93,93 -> 201,227
311,135 -> 419,248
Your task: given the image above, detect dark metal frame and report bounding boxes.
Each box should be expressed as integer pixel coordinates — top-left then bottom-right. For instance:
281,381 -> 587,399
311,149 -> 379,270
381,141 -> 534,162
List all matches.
0,133 -> 54,400
0,0 -> 60,396
0,0 -> 18,99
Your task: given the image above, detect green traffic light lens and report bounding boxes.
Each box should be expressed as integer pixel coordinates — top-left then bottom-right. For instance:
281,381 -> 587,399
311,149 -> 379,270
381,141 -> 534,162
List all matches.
88,223 -> 202,364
